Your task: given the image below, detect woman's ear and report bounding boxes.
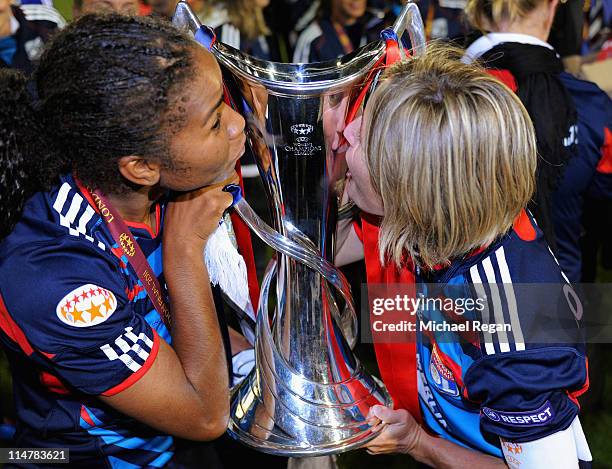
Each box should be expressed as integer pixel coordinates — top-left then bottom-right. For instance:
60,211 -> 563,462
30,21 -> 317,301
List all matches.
117,156 -> 161,187
547,0 -> 560,26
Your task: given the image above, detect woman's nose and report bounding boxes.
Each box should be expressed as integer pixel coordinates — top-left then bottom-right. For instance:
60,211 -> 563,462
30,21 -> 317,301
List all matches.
228,108 -> 246,139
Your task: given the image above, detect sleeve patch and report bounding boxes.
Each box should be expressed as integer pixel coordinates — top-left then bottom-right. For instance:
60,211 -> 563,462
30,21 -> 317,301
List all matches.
483,400 -> 555,427
55,284 -> 117,327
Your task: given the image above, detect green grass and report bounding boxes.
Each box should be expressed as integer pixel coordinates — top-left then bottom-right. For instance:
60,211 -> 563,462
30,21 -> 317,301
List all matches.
583,379 -> 612,468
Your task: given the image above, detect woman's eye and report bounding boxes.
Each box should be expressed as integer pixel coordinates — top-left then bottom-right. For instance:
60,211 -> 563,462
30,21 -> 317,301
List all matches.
212,114 -> 221,130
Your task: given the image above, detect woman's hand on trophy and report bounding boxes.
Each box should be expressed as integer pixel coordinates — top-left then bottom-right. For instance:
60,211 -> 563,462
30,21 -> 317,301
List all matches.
164,172 -> 240,249
364,405 -> 424,456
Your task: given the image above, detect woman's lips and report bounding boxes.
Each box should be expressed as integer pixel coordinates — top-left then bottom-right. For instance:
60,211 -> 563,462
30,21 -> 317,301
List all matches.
234,135 -> 247,162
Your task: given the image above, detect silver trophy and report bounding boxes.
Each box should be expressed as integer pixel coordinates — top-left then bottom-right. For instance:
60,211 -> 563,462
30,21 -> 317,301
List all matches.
173,2 -> 426,456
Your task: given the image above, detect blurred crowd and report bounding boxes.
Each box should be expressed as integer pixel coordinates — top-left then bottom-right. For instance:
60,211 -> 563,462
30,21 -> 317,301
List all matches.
1,0 -> 610,80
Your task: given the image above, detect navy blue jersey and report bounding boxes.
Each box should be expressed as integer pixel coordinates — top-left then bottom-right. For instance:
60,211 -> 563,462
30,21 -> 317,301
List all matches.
0,174 -> 175,468
414,211 -> 589,458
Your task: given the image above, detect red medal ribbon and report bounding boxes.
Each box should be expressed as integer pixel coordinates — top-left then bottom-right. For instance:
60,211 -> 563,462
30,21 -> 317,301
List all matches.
332,21 -> 355,56
360,214 -> 422,423
86,187 -> 172,329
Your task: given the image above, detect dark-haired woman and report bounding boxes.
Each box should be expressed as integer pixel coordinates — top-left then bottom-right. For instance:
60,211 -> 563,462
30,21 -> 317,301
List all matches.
0,14 -> 246,467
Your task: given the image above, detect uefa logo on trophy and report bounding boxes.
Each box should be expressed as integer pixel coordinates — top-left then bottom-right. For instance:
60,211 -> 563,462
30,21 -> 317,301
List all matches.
173,1 -> 426,456
286,123 -> 320,157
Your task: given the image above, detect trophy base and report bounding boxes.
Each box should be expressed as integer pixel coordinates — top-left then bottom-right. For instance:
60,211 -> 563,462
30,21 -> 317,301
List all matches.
227,335 -> 393,457
227,421 -> 383,457
227,371 -> 392,457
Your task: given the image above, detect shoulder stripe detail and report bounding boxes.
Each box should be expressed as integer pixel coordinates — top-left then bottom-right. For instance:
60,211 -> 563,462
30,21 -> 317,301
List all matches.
20,4 -> 66,26
101,328 -> 160,396
22,10 -> 66,27
482,255 -> 511,352
495,246 -> 525,350
52,182 -> 71,213
469,264 -> 496,355
77,205 -> 95,235
547,246 -> 570,284
294,0 -> 319,33
52,182 -> 105,251
65,192 -> 83,225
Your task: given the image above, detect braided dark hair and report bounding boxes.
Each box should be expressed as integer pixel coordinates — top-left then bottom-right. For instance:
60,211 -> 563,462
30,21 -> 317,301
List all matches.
0,13 -> 198,239
0,71 -> 44,240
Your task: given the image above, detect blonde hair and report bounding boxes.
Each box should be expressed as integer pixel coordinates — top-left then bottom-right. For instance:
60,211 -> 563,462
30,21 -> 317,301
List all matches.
465,0 -> 545,31
199,1 -> 270,40
363,46 -> 537,269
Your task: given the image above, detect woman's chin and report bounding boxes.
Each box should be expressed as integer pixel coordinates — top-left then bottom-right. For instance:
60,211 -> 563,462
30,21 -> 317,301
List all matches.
345,182 -> 364,211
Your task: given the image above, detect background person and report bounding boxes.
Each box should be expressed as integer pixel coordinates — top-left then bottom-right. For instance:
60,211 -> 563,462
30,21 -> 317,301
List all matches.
72,0 -> 139,16
293,0 -> 390,63
196,0 -> 274,60
463,0 -> 612,285
0,0 -> 64,74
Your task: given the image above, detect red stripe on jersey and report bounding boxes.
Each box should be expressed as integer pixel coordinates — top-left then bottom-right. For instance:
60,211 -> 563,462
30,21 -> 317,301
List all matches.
39,371 -> 71,395
513,209 -> 537,241
101,328 -> 161,397
568,358 -> 590,408
0,294 -> 34,356
125,284 -> 146,302
462,385 -> 481,404
80,406 -> 96,427
596,127 -> 612,174
124,204 -> 161,239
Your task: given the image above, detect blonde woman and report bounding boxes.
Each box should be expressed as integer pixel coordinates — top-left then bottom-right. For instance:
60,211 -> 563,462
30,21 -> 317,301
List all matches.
196,0 -> 273,59
336,48 -> 592,467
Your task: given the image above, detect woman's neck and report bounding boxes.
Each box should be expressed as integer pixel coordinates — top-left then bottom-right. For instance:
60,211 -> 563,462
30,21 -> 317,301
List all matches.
107,186 -> 160,227
495,1 -> 556,43
0,9 -> 13,38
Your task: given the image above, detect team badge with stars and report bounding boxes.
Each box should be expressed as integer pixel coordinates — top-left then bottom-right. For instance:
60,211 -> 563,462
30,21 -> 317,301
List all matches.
119,232 -> 136,257
55,284 -> 118,327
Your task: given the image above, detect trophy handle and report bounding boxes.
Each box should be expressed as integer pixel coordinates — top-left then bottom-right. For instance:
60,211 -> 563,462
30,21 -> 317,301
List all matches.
392,2 -> 427,58
223,185 -> 358,348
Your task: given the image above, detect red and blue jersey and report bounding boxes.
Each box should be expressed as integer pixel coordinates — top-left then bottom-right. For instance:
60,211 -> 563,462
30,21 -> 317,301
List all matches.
414,211 -> 589,459
0,174 -> 174,468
